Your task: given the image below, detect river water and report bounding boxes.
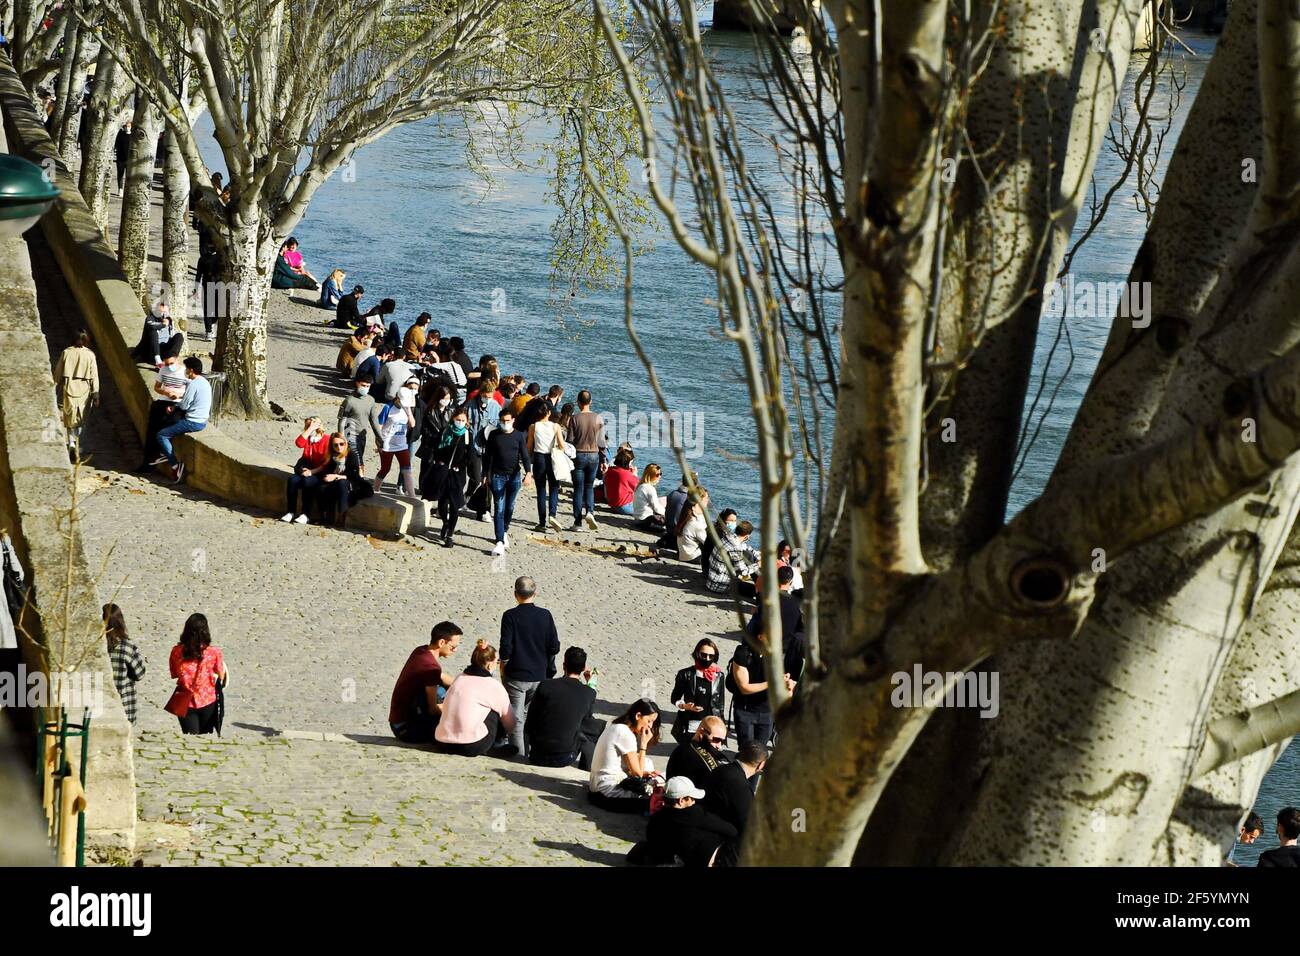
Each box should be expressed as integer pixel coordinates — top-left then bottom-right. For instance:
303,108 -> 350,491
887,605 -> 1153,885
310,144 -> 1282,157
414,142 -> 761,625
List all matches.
198,24 -> 1295,857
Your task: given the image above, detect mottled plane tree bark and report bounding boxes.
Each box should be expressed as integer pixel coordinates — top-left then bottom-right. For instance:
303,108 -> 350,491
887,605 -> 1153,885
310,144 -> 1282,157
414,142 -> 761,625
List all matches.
598,0 -> 1300,865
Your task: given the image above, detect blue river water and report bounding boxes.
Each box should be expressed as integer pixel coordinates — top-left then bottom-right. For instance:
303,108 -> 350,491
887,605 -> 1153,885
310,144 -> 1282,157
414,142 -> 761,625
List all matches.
197,26 -> 1296,855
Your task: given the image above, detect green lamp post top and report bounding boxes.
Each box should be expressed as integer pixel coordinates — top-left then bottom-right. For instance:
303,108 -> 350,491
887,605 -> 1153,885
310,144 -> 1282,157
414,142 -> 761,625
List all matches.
0,153 -> 60,207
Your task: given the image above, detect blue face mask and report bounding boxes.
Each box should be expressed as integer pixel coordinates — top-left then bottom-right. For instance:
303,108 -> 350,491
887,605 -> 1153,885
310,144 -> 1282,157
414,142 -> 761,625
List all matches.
725,520 -> 737,532
452,422 -> 467,435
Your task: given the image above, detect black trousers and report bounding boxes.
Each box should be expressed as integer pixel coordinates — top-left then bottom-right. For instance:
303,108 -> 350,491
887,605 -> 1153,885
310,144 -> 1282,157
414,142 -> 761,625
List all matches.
178,701 -> 218,735
588,789 -> 651,815
436,710 -> 500,757
438,470 -> 467,538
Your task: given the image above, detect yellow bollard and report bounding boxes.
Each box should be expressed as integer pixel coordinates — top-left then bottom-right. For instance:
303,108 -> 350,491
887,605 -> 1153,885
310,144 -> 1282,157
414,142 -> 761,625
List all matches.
57,775 -> 87,867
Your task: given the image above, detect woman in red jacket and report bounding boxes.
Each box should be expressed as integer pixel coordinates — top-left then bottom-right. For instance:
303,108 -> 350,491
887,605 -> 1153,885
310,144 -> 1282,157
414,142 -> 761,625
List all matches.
602,447 -> 640,515
167,613 -> 228,735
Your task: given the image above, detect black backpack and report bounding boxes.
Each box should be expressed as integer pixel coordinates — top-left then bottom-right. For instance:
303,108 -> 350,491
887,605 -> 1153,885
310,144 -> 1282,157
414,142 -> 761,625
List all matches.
724,644 -> 747,696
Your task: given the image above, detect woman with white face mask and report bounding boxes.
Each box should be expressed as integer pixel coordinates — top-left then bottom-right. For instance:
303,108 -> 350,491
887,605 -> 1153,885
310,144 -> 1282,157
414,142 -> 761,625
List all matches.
337,374 -> 380,469
375,377 -> 418,496
415,383 -> 455,490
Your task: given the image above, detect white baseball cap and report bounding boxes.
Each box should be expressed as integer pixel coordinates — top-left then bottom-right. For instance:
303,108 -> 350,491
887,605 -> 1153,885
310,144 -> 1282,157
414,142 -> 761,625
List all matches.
664,777 -> 705,801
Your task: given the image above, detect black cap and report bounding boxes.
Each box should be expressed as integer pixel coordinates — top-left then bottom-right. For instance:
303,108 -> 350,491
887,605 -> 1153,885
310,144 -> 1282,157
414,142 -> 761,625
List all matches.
353,285 -> 364,294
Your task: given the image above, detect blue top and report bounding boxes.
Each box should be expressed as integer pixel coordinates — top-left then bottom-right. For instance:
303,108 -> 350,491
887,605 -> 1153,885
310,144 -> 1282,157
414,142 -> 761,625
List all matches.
178,374 -> 212,423
320,276 -> 342,308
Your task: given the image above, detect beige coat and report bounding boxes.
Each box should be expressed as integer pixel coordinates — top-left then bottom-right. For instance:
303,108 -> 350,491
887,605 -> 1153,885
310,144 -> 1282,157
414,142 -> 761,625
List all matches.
53,345 -> 99,429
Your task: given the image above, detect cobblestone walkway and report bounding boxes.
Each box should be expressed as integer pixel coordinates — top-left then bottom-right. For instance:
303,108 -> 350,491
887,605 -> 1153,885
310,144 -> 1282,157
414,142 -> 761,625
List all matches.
29,223 -> 742,867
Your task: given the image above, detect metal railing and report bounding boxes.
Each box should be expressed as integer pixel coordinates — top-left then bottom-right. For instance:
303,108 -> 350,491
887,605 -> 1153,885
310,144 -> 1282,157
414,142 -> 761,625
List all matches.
36,708 -> 89,867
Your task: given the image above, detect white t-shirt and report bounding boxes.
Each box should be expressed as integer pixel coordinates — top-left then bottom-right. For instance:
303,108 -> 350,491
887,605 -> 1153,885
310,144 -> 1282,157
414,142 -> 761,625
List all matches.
530,420 -> 562,456
588,722 -> 654,795
379,402 -> 410,452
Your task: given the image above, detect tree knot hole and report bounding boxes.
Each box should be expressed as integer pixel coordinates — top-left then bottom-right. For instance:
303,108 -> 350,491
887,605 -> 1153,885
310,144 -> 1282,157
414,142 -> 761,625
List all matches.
1010,557 -> 1072,609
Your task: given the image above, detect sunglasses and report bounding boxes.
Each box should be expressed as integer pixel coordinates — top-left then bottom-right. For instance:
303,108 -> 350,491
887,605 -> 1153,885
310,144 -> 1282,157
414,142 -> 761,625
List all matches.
696,653 -> 717,661
706,735 -> 726,745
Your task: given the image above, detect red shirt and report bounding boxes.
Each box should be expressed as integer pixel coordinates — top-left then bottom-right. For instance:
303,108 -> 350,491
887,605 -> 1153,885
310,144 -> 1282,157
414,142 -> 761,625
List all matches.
603,465 -> 639,508
169,645 -> 225,709
389,646 -> 443,724
296,432 -> 331,468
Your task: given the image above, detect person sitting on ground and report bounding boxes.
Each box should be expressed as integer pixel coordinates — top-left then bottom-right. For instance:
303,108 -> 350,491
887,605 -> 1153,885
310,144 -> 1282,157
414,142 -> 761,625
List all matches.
53,330 -> 99,456
675,488 -> 711,563
103,603 -> 146,725
133,302 -> 183,367
382,318 -> 403,354
423,340 -> 469,406
666,715 -> 730,790
707,518 -> 761,598
137,352 -> 188,472
747,564 -> 806,683
659,472 -> 698,550
601,447 -> 639,515
353,336 -> 387,388
498,575 -> 560,755
703,740 -> 767,834
167,612 -> 228,736
434,640 -> 518,757
320,268 -> 346,311
669,639 -> 726,744
449,336 -> 473,377
1258,807 -> 1300,867
272,236 -> 319,290
588,698 -> 663,814
157,357 -> 211,484
337,375 -> 381,469
404,312 -> 431,361
389,621 -> 463,744
282,417 -> 331,524
375,377 -> 418,496
524,646 -> 604,769
335,284 -> 374,330
336,326 -> 372,377
316,432 -> 369,527
636,776 -> 739,868
633,464 -> 666,531
700,508 -> 734,572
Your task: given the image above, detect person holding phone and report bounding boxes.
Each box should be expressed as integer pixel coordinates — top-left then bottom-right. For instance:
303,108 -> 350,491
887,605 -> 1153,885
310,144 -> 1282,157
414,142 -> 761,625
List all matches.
282,416 -> 330,523
670,639 -> 726,744
588,699 -> 663,814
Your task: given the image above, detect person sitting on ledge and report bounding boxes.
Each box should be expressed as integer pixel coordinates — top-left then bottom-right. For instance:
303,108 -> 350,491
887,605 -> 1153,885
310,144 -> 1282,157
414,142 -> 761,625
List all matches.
133,302 -> 183,368
601,447 -> 639,516
156,356 -> 211,485
282,417 -> 331,524
389,621 -> 462,744
272,236 -> 319,290
316,432 -> 369,527
320,268 -> 346,311
633,463 -> 666,531
434,640 -> 518,758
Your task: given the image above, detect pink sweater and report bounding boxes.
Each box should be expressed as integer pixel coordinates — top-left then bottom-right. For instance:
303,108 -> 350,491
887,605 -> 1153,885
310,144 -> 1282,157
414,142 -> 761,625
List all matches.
435,674 -> 515,745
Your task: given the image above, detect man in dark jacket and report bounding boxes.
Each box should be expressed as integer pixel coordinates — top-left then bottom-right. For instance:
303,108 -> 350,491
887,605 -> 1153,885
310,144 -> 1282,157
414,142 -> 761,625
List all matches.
746,565 -> 806,682
703,740 -> 767,834
498,575 -> 559,756
481,408 -> 532,556
525,646 -> 604,769
1258,807 -> 1300,867
113,121 -> 131,192
639,777 -> 739,867
665,716 -> 729,790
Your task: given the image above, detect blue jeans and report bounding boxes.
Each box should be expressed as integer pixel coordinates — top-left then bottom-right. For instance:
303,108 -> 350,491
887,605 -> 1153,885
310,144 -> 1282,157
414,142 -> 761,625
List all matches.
733,706 -> 773,748
533,452 -> 559,523
572,452 -> 600,519
612,502 -> 634,515
156,418 -> 206,465
490,471 -> 522,543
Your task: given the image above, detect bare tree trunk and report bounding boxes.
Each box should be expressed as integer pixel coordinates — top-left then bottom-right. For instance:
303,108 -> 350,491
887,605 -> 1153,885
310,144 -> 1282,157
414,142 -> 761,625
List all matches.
215,227 -> 275,419
162,125 -> 191,329
49,12 -> 78,139
118,92 -> 160,302
56,28 -> 93,156
78,46 -> 124,231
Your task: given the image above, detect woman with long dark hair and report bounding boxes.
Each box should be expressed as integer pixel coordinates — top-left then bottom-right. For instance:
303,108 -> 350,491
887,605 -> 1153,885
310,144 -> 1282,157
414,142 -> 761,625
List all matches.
669,639 -> 725,744
421,406 -> 474,548
166,613 -> 227,735
587,698 -> 663,814
103,604 -> 146,725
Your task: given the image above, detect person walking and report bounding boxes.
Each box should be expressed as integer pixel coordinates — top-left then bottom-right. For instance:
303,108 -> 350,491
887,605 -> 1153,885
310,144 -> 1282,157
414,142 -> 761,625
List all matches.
422,406 -> 474,548
165,613 -> 227,735
374,377 -> 418,496
565,389 -> 607,531
528,404 -> 565,532
103,604 -> 146,725
481,408 -> 532,556
498,575 -> 560,756
52,331 -> 99,457
337,375 -> 381,469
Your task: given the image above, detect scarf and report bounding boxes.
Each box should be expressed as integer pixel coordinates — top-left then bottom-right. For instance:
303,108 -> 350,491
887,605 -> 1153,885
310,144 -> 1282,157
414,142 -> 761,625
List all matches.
695,662 -> 721,682
439,424 -> 466,450
464,663 -> 491,678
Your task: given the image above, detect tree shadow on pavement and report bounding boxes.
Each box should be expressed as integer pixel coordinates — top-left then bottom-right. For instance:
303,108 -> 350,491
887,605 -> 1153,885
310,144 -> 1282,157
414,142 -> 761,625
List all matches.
533,839 -> 628,866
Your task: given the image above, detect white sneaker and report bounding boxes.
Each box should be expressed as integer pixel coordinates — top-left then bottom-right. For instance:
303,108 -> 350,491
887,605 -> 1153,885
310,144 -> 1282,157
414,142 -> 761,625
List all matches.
546,515 -> 562,531
293,513 -> 309,524
491,541 -> 506,556
503,532 -> 511,549
584,513 -> 599,531
280,512 -> 294,523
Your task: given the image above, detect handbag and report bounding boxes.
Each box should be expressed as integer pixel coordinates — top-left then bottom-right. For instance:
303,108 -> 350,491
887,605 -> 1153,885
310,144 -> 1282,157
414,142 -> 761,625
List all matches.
164,687 -> 191,717
551,438 -> 575,484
